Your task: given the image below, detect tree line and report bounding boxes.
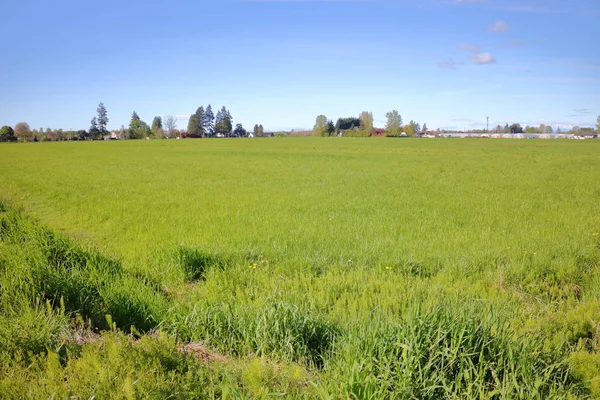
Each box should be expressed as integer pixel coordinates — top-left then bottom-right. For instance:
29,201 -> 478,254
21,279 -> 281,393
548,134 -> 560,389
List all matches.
1,104 -> 599,142
313,111 -> 425,137
312,112 -> 600,138
0,103 -> 269,142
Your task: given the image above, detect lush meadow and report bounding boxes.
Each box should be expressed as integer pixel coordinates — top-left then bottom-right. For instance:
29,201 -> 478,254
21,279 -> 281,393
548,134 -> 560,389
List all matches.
1,138 -> 599,398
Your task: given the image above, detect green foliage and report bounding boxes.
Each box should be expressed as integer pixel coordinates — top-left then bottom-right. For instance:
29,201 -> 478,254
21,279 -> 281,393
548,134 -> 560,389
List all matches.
335,117 -> 360,134
313,115 -> 329,137
151,116 -> 163,138
359,111 -> 374,134
0,126 -> 16,142
188,107 -> 204,137
385,110 -> 403,136
569,350 -> 600,398
187,113 -> 200,136
88,117 -> 100,139
342,128 -> 371,137
510,123 -> 524,133
215,106 -> 233,136
128,119 -> 150,140
203,104 -> 214,136
233,123 -> 247,137
96,102 -> 108,135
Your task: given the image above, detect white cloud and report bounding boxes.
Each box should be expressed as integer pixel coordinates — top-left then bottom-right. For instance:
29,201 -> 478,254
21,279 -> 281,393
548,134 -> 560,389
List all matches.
470,52 -> 496,64
488,20 -> 510,32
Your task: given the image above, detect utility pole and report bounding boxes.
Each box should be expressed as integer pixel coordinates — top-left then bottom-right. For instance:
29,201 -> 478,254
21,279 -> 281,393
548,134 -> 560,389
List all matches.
486,117 -> 489,132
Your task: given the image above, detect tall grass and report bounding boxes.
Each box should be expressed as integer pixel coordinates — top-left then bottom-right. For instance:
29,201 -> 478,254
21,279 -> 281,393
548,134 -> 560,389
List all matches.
1,138 -> 599,397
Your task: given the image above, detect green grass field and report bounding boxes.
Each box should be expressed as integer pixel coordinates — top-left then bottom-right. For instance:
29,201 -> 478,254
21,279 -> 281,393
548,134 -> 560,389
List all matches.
1,138 -> 599,398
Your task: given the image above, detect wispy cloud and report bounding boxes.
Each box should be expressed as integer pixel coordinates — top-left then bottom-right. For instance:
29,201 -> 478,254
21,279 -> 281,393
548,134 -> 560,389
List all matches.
457,44 -> 496,65
570,108 -> 595,116
487,20 -> 510,32
470,52 -> 496,64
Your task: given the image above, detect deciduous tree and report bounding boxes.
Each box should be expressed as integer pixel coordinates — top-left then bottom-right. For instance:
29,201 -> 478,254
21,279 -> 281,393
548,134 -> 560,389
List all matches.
163,116 -> 178,138
129,119 -> 150,139
14,122 -> 32,142
359,111 -> 374,134
313,115 -> 329,137
385,110 -> 403,137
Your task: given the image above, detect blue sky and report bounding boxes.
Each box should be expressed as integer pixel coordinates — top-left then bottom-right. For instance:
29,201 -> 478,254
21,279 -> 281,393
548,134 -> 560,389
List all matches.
0,0 -> 598,132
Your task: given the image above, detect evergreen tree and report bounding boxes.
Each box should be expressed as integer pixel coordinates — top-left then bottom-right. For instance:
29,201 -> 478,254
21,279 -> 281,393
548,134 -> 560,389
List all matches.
151,116 -> 163,138
215,106 -> 233,136
258,124 -> 264,137
89,117 -> 100,139
233,123 -> 246,137
131,111 -> 140,123
193,107 -> 205,137
253,124 -> 259,136
423,123 -> 428,132
97,103 -> 109,135
327,120 -> 335,135
0,125 -> 16,142
187,114 -> 200,137
203,105 -> 214,136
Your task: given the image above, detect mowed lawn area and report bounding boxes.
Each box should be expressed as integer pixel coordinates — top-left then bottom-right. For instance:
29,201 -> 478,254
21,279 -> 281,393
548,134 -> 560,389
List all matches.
1,137 -> 600,398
